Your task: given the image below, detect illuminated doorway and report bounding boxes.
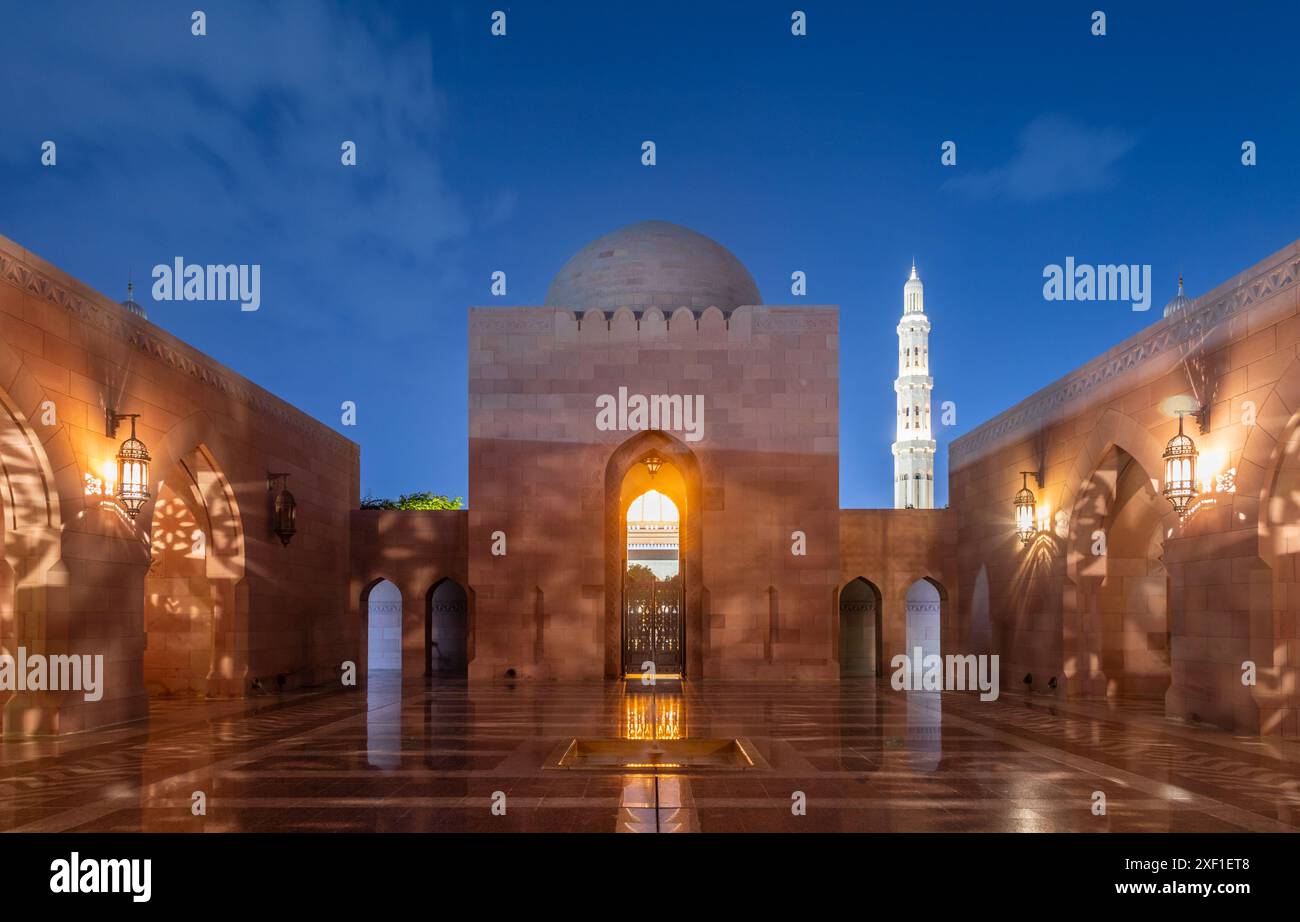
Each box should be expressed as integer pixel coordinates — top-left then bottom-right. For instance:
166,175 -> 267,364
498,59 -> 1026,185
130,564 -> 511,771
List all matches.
623,488 -> 683,676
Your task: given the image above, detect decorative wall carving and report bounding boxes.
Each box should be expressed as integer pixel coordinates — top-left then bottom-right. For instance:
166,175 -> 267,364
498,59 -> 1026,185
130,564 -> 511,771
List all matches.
0,247 -> 358,461
950,252 -> 1300,467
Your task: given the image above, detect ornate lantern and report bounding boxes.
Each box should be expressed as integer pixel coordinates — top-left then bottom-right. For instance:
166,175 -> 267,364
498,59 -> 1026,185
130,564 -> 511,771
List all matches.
1162,412 -> 1199,518
1014,471 -> 1037,547
107,410 -> 150,519
642,452 -> 664,479
268,472 -> 297,546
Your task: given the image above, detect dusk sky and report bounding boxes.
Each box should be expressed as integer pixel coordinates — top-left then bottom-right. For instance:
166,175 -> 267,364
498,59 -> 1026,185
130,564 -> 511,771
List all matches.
3,0 -> 1298,507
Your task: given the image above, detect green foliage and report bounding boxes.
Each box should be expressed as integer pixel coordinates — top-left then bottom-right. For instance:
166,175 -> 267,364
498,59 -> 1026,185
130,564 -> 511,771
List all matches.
360,491 -> 464,511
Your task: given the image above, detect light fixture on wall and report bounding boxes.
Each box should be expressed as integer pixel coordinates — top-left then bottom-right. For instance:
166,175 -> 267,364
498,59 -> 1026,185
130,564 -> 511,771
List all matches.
1162,411 -> 1199,518
106,409 -> 150,519
642,452 -> 664,479
1014,471 -> 1038,547
267,472 -> 297,546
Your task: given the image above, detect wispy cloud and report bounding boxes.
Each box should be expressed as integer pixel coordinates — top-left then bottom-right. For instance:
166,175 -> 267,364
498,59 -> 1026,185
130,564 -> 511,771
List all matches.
0,1 -> 467,338
946,115 -> 1135,203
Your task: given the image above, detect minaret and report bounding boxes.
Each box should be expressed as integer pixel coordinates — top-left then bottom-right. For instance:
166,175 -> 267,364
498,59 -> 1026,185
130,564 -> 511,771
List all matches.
892,261 -> 936,509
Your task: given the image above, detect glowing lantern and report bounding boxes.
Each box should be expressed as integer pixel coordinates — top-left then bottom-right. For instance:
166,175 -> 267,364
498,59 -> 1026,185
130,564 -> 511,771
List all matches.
1162,412 -> 1199,518
642,452 -> 664,479
107,411 -> 150,519
1014,471 -> 1037,547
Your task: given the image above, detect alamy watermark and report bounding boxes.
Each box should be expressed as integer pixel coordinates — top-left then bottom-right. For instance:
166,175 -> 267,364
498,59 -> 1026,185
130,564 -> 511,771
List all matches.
890,649 -> 1000,701
1043,258 -> 1151,312
152,258 -> 261,312
0,647 -> 104,701
595,387 -> 704,442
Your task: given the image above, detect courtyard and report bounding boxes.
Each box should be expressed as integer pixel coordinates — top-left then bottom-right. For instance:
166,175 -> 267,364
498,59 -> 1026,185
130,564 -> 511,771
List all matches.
3,678 -> 1297,834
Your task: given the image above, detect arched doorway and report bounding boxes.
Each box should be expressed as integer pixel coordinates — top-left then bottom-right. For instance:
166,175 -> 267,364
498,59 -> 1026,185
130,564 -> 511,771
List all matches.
604,432 -> 703,679
623,486 -> 683,676
839,577 -> 882,677
365,580 -> 402,674
426,579 -> 468,676
905,578 -> 943,661
1071,447 -> 1171,698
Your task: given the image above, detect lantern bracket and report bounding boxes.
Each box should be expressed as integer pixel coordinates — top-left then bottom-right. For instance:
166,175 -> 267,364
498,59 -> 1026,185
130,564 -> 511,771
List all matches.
106,408 -> 140,439
1020,470 -> 1042,489
1193,403 -> 1210,435
267,471 -> 291,492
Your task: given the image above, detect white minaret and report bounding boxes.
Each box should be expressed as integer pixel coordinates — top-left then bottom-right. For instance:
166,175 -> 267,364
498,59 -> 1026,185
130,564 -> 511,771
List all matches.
892,262 -> 936,509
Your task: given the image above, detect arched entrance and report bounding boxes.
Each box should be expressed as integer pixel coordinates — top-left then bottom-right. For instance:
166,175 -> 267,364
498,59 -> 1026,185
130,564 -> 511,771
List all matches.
839,577 -> 882,677
1069,446 -> 1171,698
905,578 -> 943,661
604,432 -> 702,679
365,579 -> 402,674
623,488 -> 683,675
426,578 -> 468,676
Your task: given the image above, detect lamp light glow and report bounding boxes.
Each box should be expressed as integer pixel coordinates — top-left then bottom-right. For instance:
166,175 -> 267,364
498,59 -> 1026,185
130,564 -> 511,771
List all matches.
107,410 -> 150,519
1014,471 -> 1037,547
1162,412 -> 1199,518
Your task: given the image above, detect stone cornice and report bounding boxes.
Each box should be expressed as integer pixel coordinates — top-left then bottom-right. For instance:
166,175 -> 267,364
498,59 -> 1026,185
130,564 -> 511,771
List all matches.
950,243 -> 1300,468
0,236 -> 358,463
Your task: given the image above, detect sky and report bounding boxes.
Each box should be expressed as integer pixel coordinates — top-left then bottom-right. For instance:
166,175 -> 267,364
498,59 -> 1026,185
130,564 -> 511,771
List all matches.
2,0 -> 1298,508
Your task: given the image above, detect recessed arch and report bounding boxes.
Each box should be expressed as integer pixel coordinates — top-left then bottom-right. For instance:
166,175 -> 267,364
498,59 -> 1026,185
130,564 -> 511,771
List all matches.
142,440 -> 247,698
1064,444 -> 1171,699
426,577 -> 469,676
603,430 -> 703,679
364,578 -> 403,674
904,578 -> 944,662
839,577 -> 883,678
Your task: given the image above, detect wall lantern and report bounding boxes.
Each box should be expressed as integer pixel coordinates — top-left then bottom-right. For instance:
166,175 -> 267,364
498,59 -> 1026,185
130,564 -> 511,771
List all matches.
642,452 -> 664,479
1162,412 -> 1199,518
106,409 -> 150,519
1014,471 -> 1038,547
267,472 -> 297,546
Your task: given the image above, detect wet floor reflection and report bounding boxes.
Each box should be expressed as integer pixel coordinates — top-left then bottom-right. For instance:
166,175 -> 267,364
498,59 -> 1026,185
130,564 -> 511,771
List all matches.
365,671 -> 402,770
2,677 -> 1298,832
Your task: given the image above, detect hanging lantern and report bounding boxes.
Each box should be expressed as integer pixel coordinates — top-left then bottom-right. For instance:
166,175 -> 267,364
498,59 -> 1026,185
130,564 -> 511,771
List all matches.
1162,412 -> 1199,518
107,410 -> 150,519
1014,471 -> 1037,547
642,452 -> 664,479
267,472 -> 297,546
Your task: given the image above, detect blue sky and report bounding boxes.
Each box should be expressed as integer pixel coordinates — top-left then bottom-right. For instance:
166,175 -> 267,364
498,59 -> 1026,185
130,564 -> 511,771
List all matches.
2,1 -> 1298,507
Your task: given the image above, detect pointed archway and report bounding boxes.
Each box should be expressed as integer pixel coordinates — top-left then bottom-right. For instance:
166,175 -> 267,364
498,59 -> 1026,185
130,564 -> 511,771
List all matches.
603,431 -> 703,679
839,577 -> 883,677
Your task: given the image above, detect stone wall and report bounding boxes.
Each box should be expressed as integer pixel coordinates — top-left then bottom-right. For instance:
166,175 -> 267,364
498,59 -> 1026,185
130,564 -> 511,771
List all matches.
0,234 -> 358,734
468,304 -> 840,681
349,509 -> 469,677
948,238 -> 1300,736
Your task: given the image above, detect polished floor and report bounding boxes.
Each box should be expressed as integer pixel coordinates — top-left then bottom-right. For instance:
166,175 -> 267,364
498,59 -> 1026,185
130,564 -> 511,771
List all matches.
2,676 -> 1299,833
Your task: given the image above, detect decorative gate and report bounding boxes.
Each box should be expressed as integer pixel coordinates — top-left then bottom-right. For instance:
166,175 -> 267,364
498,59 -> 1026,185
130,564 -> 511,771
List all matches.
622,569 -> 683,676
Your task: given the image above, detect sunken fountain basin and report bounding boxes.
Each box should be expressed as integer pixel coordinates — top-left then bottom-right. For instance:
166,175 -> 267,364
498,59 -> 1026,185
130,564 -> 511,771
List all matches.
544,737 -> 769,772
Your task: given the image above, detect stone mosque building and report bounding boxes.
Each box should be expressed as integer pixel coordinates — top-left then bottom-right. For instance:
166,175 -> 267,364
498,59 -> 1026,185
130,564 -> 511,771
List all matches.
4,221 -> 1300,740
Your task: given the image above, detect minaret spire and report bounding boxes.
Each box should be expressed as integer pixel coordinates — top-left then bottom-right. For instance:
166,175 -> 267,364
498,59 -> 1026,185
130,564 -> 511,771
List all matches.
892,261 -> 936,508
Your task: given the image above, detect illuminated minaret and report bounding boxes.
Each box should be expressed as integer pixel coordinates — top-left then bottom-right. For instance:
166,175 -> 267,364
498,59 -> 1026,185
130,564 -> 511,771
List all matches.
892,262 -> 936,509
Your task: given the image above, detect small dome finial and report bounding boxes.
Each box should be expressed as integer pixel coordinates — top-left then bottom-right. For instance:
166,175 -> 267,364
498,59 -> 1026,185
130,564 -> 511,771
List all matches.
120,268 -> 148,320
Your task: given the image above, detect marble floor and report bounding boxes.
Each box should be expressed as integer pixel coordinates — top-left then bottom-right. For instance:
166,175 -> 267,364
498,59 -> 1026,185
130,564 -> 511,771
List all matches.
2,676 -> 1299,833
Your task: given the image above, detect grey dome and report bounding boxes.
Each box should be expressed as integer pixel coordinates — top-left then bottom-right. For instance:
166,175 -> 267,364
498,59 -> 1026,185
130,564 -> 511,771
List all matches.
1163,275 -> 1194,319
545,221 -> 761,314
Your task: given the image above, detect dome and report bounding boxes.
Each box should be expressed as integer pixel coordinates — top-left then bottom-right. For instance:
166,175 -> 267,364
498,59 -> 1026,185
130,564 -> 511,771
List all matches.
545,220 -> 761,314
1163,275 -> 1194,319
120,280 -> 147,320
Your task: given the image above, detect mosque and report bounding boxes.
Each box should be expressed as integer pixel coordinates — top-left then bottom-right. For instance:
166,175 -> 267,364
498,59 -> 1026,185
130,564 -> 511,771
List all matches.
2,220 -> 1300,742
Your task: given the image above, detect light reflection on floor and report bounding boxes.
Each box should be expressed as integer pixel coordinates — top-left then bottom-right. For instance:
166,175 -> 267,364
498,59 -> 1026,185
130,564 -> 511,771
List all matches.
1,678 -> 1298,833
